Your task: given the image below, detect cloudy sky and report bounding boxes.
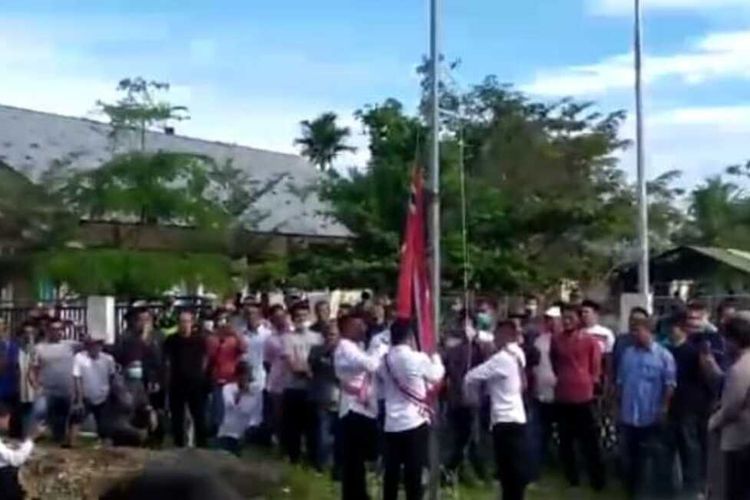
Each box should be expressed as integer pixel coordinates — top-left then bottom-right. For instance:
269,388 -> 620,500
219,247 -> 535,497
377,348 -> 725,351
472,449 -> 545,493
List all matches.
2,0 -> 749,186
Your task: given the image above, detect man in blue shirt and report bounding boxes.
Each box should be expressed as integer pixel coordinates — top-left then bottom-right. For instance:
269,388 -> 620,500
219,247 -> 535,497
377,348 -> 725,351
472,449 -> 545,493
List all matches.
617,316 -> 676,498
0,320 -> 21,438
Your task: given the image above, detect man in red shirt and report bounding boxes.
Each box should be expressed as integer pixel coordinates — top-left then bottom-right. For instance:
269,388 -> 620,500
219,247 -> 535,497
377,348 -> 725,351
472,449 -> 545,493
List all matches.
206,308 -> 248,436
550,304 -> 606,491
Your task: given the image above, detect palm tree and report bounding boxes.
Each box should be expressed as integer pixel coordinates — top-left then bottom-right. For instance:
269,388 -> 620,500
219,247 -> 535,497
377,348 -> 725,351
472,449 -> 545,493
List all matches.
688,176 -> 743,246
294,112 -> 355,171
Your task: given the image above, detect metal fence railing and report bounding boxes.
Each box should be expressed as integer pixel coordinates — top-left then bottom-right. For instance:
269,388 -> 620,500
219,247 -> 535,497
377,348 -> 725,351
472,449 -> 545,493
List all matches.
0,302 -> 87,340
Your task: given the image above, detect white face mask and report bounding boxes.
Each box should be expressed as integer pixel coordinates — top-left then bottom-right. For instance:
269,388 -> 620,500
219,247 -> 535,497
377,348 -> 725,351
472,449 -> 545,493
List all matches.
126,364 -> 143,380
445,337 -> 462,349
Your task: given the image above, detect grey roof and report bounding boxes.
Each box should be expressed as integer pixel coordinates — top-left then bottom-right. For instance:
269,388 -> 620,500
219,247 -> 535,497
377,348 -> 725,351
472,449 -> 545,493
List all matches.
0,104 -> 350,239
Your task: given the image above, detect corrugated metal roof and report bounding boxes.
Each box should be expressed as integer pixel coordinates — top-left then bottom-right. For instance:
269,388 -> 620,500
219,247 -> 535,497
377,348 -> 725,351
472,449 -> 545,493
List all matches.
0,104 -> 350,239
688,246 -> 750,275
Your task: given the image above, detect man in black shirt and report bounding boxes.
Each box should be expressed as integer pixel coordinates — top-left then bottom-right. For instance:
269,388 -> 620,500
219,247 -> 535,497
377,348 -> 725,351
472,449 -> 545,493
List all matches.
668,311 -> 710,495
164,310 -> 208,447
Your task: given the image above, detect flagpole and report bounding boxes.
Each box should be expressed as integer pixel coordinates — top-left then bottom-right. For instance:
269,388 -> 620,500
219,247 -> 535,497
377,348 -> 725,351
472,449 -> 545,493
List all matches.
428,0 -> 441,498
634,0 -> 650,302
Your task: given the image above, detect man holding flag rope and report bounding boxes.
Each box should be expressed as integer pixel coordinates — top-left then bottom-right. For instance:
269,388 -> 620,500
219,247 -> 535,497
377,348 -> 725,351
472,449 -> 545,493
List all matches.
377,167 -> 445,500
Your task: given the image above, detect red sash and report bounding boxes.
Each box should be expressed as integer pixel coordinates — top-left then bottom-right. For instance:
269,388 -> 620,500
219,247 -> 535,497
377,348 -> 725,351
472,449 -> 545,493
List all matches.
384,354 -> 436,421
341,373 -> 372,409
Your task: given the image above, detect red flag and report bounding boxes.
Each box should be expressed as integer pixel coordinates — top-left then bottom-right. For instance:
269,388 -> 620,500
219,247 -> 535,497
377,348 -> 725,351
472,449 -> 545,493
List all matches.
396,167 -> 436,353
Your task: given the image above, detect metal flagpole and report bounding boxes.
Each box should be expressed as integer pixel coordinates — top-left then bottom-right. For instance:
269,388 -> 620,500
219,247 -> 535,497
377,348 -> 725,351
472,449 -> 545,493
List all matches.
634,0 -> 650,301
428,0 -> 441,498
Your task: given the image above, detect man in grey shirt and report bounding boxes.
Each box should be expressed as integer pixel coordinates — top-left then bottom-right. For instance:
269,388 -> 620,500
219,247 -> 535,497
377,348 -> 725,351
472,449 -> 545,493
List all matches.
280,303 -> 322,465
31,319 -> 78,445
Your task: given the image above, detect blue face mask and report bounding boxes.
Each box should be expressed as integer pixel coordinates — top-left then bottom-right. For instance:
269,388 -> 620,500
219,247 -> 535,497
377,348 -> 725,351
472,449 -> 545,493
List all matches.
476,312 -> 493,330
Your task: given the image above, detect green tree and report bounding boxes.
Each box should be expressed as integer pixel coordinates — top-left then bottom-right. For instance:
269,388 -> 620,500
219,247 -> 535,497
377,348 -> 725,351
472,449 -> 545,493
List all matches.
98,77 -> 189,150
292,75 -> 642,294
29,78 -> 286,297
286,100 -> 422,290
294,112 -> 355,171
682,174 -> 750,247
0,163 -> 77,250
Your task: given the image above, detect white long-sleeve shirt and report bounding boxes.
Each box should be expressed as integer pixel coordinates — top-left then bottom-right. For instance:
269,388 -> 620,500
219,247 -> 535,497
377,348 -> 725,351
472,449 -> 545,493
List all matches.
378,344 -> 445,433
243,325 -> 272,388
0,438 -> 34,468
334,338 -> 385,419
464,343 -> 527,425
218,382 -> 263,439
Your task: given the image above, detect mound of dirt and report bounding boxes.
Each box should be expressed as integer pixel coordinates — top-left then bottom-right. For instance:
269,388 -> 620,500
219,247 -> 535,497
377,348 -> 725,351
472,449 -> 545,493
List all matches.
20,446 -> 285,499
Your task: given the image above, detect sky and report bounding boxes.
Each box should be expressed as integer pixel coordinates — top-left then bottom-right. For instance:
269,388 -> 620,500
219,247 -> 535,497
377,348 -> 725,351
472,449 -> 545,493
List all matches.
1,0 -> 750,187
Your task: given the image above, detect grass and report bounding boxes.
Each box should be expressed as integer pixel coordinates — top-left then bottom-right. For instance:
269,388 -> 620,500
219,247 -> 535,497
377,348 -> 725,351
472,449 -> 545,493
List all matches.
66,435 -> 627,499
249,449 -> 626,500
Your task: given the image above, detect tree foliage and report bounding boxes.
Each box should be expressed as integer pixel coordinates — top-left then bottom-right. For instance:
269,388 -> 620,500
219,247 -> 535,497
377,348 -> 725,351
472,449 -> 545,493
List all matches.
289,71 -> 711,294
98,77 -> 189,150
679,162 -> 750,248
25,79 -> 277,297
294,112 -> 355,171
32,249 -> 233,297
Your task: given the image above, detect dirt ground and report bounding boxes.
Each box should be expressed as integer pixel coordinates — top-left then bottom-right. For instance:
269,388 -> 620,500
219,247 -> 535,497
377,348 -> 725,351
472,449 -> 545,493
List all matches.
21,446 -> 285,499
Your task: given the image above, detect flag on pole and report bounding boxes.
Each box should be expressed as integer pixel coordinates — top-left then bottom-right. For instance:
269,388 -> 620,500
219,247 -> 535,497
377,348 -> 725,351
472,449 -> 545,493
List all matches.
396,167 -> 436,354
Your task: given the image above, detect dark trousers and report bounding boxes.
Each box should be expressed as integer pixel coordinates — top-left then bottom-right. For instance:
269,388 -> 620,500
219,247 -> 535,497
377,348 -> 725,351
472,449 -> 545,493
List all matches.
169,384 -> 208,447
317,408 -> 342,474
248,390 -> 274,447
341,412 -> 378,500
493,422 -> 529,500
726,444 -> 750,500
557,401 -> 606,490
281,388 -> 318,465
446,405 -> 486,479
0,466 -> 23,500
528,401 -> 556,481
622,424 -> 671,498
217,436 -> 243,457
47,395 -> 72,444
1,395 -> 23,439
668,412 -> 704,493
384,424 -> 429,500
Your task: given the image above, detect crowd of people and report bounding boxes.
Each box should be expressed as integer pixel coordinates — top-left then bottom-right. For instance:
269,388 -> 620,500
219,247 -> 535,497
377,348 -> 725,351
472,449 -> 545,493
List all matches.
0,294 -> 749,500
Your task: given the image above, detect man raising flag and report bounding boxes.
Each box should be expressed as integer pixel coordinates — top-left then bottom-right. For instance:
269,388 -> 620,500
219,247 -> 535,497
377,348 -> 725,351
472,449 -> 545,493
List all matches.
379,167 -> 444,500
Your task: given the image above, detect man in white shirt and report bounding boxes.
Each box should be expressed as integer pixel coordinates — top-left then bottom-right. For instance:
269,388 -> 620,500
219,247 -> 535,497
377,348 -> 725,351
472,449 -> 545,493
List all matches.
0,402 -> 42,500
334,312 -> 385,500
241,302 -> 272,444
71,338 -> 116,444
581,299 -> 615,357
580,299 -> 615,409
464,319 -> 529,500
378,319 -> 444,500
217,361 -> 262,457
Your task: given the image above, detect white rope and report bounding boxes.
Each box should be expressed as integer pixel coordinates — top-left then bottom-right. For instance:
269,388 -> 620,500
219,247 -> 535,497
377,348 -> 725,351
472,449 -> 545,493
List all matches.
457,121 -> 470,316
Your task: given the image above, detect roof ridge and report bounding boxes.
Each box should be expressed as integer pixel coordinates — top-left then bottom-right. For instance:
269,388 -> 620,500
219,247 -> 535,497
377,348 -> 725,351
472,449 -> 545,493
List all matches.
0,103 -> 309,163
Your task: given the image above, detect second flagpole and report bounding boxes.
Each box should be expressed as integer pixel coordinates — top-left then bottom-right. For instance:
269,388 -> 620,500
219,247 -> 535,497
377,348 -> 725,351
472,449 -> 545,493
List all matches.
427,0 -> 441,498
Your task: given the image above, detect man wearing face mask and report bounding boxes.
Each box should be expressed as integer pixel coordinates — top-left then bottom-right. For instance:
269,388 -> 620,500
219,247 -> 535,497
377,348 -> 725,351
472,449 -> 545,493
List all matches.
444,311 -> 489,482
475,301 -> 496,338
114,309 -> 165,414
279,303 -> 323,465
